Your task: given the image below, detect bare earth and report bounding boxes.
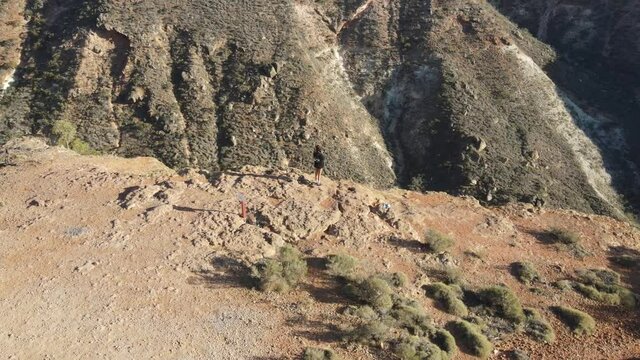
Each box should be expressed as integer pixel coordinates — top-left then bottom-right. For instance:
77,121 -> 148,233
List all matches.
1,138 -> 639,359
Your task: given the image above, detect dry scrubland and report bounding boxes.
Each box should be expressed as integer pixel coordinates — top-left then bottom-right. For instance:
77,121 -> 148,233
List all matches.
1,138 -> 639,359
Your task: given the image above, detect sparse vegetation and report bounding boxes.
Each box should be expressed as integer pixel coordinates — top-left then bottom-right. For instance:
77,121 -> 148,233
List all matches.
573,268 -> 637,308
303,347 -> 338,360
51,120 -> 77,148
390,297 -> 431,333
345,319 -> 390,346
346,275 -> 394,312
551,306 -> 596,336
448,320 -> 493,359
546,227 -> 590,258
342,271 -> 456,357
548,227 -> 580,244
70,138 -> 98,155
251,245 -> 307,293
424,282 -> 469,317
425,230 -> 454,253
511,261 -> 540,285
523,308 -> 555,343
408,175 -> 425,192
348,305 -> 378,321
379,271 -> 409,288
609,254 -> 639,268
464,246 -> 487,260
326,253 -> 358,279
477,286 -> 526,323
553,280 -> 573,292
395,335 -> 447,360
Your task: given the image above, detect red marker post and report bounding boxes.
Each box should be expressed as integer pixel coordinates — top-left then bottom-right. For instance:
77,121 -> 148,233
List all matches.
237,192 -> 247,219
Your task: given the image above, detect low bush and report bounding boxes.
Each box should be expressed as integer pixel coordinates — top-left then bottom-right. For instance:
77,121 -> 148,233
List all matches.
576,268 -> 620,290
511,261 -> 541,285
345,319 -> 390,346
303,347 -> 338,360
346,305 -> 378,321
523,308 -> 555,343
546,228 -> 591,258
548,227 -> 580,244
574,283 -> 619,304
395,335 -> 447,360
553,280 -> 573,292
429,328 -> 457,358
425,230 -> 454,253
70,138 -> 98,155
326,253 -> 358,279
424,282 -> 469,317
573,268 -> 637,308
51,120 -> 76,147
390,298 -> 431,333
477,286 -> 526,323
252,245 -> 307,293
551,306 -> 596,336
379,272 -> 409,288
347,276 -> 394,312
448,320 -> 493,359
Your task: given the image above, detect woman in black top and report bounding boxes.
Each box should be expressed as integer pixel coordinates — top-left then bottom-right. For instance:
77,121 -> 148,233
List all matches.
313,145 -> 325,185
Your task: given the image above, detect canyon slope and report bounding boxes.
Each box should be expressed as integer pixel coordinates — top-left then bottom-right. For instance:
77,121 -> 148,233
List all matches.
1,0 -> 638,218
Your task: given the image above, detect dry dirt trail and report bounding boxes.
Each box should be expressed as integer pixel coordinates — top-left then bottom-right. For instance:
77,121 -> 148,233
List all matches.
0,138 -> 639,359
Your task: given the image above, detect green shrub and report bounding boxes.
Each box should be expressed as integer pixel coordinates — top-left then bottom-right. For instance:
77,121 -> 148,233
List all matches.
512,261 -> 540,285
326,253 -> 358,278
548,227 -> 580,244
573,268 -> 637,308
547,228 -> 590,258
448,320 -> 493,359
523,308 -> 555,343
379,271 -> 409,288
576,268 -> 620,290
345,319 -> 390,346
424,282 -> 469,317
347,305 -> 378,321
574,283 -> 620,305
279,245 -> 308,284
390,298 -> 432,335
477,286 -> 525,323
618,288 -> 638,308
70,138 -> 98,155
51,120 -> 76,147
252,245 -> 307,293
551,306 -> 596,336
425,230 -> 454,253
347,276 -> 394,311
430,328 -> 457,358
303,347 -> 338,360
395,335 -> 446,360
553,280 -> 573,292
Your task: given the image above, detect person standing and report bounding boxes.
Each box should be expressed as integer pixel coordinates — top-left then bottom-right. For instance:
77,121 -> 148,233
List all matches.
313,145 -> 325,185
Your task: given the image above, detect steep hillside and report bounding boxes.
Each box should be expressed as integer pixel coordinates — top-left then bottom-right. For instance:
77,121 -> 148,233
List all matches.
491,0 -> 640,212
0,0 -> 637,217
1,138 -> 639,359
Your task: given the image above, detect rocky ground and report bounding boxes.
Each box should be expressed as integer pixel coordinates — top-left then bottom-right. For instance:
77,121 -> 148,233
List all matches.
1,138 -> 638,359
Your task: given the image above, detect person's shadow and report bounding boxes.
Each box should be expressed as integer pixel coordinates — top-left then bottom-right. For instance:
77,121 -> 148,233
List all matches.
172,205 -> 236,215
